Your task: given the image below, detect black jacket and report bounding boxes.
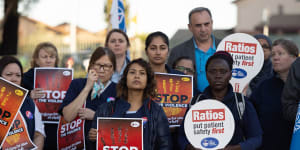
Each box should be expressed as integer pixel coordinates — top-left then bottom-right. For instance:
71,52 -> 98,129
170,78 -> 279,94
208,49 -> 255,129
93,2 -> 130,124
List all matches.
92,98 -> 171,150
282,58 -> 300,122
22,68 -> 35,90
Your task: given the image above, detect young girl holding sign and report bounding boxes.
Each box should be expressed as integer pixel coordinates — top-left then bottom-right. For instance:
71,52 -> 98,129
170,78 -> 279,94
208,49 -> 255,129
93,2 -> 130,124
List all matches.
89,58 -> 171,150
179,51 -> 262,150
0,56 -> 45,150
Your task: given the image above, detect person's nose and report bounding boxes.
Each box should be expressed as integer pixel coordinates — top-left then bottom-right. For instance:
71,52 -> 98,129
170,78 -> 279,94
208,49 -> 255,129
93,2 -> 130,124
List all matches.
134,72 -> 141,79
183,69 -> 188,74
11,76 -> 18,83
155,49 -> 161,55
46,56 -> 52,62
272,54 -> 280,61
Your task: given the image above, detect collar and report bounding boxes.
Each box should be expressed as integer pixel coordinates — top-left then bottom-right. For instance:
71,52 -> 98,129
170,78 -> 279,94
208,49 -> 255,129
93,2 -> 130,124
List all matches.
120,58 -> 129,75
113,98 -> 151,116
192,35 -> 216,50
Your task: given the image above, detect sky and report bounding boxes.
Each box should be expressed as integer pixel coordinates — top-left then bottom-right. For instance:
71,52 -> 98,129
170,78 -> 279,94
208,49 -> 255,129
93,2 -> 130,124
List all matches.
2,0 -> 237,38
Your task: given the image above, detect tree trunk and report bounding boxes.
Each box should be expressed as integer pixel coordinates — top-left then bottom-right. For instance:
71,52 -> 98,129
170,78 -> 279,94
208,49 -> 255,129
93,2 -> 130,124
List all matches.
0,0 -> 19,55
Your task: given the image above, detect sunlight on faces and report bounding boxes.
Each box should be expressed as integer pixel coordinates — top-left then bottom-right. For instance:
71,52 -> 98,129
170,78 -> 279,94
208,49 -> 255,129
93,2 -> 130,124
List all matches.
271,45 -> 296,74
146,36 -> 168,65
107,32 -> 128,57
92,55 -> 114,85
206,59 -> 231,91
36,48 -> 57,67
188,11 -> 213,43
1,63 -> 22,85
126,63 -> 147,90
258,38 -> 271,61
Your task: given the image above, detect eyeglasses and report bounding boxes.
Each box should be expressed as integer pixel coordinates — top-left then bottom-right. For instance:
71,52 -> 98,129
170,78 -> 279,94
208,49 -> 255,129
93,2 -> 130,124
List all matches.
175,66 -> 194,74
93,63 -> 113,71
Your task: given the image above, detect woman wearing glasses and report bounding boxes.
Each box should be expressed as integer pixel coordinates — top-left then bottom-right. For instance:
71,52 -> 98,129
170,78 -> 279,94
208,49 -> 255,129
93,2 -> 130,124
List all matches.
172,56 -> 200,96
172,56 -> 195,77
59,47 -> 117,149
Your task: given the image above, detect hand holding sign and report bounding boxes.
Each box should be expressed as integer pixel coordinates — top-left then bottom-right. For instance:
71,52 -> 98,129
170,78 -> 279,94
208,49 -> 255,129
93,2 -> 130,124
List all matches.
216,33 -> 264,93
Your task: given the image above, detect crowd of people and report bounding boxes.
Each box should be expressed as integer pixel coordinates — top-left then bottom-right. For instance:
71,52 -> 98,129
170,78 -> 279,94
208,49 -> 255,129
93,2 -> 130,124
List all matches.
1,6 -> 300,150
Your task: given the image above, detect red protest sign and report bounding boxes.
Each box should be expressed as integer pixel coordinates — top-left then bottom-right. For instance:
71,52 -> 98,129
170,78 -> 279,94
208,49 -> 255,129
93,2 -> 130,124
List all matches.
0,77 -> 28,148
57,116 -> 85,150
34,68 -> 73,123
2,112 -> 37,150
97,117 -> 143,150
153,73 -> 193,127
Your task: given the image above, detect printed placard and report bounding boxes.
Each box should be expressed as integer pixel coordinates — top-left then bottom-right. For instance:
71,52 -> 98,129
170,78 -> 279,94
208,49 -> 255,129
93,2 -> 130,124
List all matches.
57,116 -> 85,150
0,77 -> 28,148
290,104 -> 300,150
216,33 -> 264,93
97,117 -> 143,150
153,73 -> 193,127
2,112 -> 37,150
34,67 -> 73,123
184,100 -> 235,149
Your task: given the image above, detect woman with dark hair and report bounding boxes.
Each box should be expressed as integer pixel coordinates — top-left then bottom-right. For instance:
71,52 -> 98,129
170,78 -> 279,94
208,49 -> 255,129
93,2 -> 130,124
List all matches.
250,39 -> 298,150
105,29 -> 131,83
178,51 -> 263,150
59,47 -> 117,149
145,31 -> 183,74
89,58 -> 171,150
0,56 -> 45,150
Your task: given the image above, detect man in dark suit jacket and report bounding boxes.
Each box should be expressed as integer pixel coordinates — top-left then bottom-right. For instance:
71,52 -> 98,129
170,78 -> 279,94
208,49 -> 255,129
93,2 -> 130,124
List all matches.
168,7 -> 221,92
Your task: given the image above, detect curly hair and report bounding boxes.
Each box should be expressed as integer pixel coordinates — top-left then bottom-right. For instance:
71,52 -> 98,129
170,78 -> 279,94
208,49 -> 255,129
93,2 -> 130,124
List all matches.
117,58 -> 156,100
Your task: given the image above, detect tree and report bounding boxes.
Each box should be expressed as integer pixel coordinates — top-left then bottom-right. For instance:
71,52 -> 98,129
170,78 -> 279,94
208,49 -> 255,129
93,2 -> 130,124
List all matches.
0,0 -> 38,55
0,0 -> 19,55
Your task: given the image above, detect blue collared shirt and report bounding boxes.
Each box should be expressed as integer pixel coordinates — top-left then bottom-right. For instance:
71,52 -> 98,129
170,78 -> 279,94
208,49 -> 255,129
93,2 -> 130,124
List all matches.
111,58 -> 128,83
194,35 -> 216,92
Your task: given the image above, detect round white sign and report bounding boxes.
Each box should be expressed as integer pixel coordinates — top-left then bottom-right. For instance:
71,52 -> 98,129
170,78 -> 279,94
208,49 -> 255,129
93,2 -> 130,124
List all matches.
216,33 -> 264,93
184,99 -> 235,149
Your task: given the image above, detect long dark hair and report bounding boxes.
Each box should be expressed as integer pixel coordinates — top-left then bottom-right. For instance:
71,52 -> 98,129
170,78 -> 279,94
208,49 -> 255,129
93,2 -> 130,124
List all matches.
117,58 -> 156,100
145,31 -> 169,51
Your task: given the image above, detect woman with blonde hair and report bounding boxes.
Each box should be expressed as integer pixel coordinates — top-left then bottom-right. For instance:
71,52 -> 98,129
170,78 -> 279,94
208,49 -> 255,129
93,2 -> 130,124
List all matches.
22,42 -> 59,150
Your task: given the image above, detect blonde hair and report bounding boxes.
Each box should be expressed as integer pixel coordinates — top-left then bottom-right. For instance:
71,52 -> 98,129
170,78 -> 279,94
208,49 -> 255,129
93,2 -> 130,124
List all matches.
31,42 -> 59,67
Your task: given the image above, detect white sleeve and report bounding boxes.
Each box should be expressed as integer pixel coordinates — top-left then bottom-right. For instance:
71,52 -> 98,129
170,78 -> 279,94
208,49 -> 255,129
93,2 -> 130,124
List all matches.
34,105 -> 46,137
